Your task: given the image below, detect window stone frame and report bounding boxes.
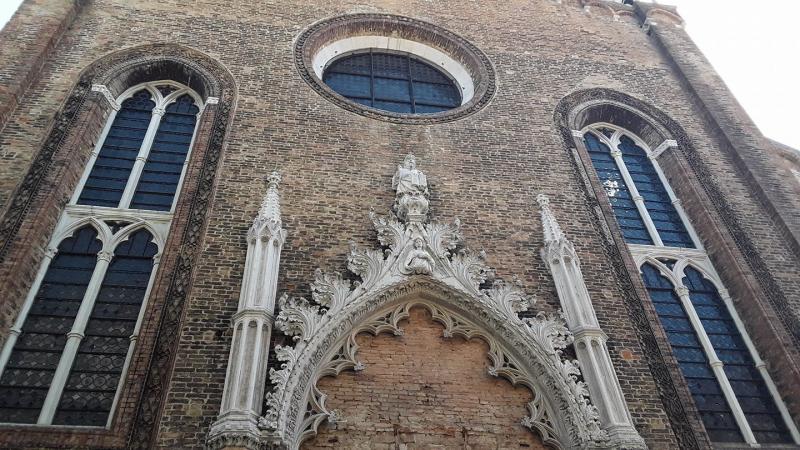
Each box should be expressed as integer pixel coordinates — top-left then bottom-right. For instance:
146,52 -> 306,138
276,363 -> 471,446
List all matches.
294,13 -> 496,124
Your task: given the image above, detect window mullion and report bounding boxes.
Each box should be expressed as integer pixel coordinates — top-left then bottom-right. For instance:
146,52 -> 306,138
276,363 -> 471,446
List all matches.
36,249 -> 115,425
674,283 -> 758,445
610,145 -> 664,246
0,246 -> 59,375
648,153 -> 705,250
369,49 -> 375,107
407,54 -> 416,113
119,106 -> 165,209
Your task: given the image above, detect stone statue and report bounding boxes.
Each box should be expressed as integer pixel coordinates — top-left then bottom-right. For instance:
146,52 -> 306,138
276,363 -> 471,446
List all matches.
392,154 -> 428,197
392,153 -> 429,222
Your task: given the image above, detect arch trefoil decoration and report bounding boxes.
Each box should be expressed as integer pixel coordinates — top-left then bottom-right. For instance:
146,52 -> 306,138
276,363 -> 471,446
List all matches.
0,78 -> 210,427
208,155 -> 647,449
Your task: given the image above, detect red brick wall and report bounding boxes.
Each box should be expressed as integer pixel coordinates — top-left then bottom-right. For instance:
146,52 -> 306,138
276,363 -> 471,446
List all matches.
305,306 -> 547,450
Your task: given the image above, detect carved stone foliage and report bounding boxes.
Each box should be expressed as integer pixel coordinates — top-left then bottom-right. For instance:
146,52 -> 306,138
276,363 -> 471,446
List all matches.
260,155 -> 608,450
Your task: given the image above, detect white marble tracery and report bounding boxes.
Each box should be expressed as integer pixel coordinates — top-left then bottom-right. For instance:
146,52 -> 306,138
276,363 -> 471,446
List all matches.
246,155 -> 612,450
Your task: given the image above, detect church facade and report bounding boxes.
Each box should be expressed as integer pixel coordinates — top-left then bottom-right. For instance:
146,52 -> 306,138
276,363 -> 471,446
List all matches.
0,1 -> 799,449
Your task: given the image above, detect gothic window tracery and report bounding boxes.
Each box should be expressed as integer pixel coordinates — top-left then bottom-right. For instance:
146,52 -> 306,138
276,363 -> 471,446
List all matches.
0,80 -> 202,428
75,81 -> 201,212
582,123 -> 799,445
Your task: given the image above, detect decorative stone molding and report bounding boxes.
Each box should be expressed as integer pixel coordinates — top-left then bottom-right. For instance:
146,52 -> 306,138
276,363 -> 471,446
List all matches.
254,155 -> 609,450
207,172 -> 287,448
537,195 -> 646,449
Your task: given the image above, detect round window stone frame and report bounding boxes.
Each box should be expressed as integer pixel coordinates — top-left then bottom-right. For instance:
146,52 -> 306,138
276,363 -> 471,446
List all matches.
295,13 -> 496,124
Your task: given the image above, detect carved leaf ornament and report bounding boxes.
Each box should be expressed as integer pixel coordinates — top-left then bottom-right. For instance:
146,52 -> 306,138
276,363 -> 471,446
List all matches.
260,155 -> 608,449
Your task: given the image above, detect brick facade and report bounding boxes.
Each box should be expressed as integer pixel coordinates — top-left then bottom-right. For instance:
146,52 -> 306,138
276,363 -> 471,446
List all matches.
0,0 -> 797,449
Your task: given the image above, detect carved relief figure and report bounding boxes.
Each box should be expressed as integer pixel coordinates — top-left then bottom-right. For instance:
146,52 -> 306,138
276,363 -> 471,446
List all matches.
403,238 -> 435,274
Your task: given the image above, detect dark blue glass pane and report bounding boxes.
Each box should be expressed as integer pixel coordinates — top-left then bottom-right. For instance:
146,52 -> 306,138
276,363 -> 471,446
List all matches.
373,77 -> 411,102
323,72 -> 371,98
682,267 -> 791,443
328,53 -> 371,75
412,81 -> 460,107
585,133 -> 653,245
78,90 -> 155,207
372,53 -> 408,78
640,264 -> 743,442
130,94 -> 198,211
53,229 -> 157,426
410,60 -> 452,84
617,135 -> 694,248
0,226 -> 101,423
323,52 -> 460,114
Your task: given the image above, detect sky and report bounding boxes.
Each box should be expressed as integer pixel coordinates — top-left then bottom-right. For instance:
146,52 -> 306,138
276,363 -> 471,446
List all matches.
0,1 -> 798,149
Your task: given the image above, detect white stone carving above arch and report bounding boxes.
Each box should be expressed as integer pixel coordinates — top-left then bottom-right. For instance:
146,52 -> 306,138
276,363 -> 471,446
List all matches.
257,155 -> 609,450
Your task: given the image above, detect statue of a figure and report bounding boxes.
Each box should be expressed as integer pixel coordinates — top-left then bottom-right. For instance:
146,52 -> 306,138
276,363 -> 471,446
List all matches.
392,154 -> 428,197
403,238 -> 435,275
392,154 -> 429,222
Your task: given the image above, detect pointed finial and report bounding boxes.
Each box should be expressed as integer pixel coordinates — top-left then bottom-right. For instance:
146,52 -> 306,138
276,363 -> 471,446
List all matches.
258,171 -> 282,225
536,194 -> 564,243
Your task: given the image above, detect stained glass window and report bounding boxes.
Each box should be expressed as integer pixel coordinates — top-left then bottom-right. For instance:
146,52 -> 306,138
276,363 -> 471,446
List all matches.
75,82 -> 200,212
640,264 -> 742,442
77,90 -> 155,207
130,94 -> 198,211
0,81 -> 191,429
0,226 -> 101,424
617,136 -> 694,247
584,124 -> 795,444
323,51 -> 461,114
53,229 -> 157,426
584,132 -> 653,245
583,128 -> 694,248
683,267 -> 792,444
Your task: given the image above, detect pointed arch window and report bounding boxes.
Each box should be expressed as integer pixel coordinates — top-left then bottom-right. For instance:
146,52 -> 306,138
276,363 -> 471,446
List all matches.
0,79 -> 202,428
74,81 -> 201,212
583,127 -> 695,248
580,123 -> 800,445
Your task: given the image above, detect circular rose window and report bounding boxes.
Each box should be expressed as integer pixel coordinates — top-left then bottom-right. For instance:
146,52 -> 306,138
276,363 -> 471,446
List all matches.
295,14 -> 496,124
323,50 -> 462,114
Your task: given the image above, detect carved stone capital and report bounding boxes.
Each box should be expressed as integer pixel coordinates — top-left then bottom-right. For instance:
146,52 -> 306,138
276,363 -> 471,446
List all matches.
97,250 -> 114,262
